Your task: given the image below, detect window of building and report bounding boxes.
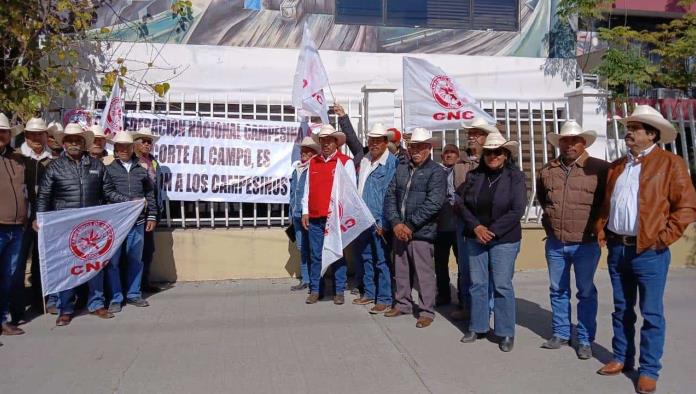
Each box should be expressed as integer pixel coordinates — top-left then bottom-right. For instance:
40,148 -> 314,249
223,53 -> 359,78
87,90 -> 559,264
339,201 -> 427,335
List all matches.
335,0 -> 519,31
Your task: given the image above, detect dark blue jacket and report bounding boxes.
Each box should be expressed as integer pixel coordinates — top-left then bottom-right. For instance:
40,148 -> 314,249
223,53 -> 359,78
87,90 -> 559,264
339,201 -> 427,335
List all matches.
457,164 -> 527,244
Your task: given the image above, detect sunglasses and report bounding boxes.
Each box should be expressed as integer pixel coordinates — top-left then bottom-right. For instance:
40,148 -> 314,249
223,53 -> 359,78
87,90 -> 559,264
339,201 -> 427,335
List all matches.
483,148 -> 507,157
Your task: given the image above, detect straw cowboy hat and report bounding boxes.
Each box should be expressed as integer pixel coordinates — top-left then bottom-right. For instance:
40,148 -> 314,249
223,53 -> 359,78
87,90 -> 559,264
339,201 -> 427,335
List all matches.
462,117 -> 500,135
25,117 -> 48,133
111,131 -> 134,145
547,120 -> 597,148
615,104 -> 677,144
55,123 -> 94,149
0,114 -> 23,138
409,127 -> 434,144
47,121 -> 63,135
132,127 -> 160,143
312,124 -> 346,146
89,124 -> 107,139
299,136 -> 320,154
367,123 -> 395,140
482,132 -> 519,156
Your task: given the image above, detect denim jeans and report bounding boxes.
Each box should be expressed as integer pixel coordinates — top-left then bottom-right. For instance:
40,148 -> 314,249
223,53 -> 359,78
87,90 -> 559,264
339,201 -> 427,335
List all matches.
0,226 -> 24,325
468,240 -> 520,337
356,229 -> 392,305
292,217 -> 310,285
607,243 -> 670,380
456,222 -> 494,312
107,224 -> 145,304
58,271 -> 106,314
545,236 -> 600,345
308,218 -> 347,295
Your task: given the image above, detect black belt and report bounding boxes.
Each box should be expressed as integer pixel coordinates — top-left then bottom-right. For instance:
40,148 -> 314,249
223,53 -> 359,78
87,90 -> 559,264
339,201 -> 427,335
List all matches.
606,230 -> 637,246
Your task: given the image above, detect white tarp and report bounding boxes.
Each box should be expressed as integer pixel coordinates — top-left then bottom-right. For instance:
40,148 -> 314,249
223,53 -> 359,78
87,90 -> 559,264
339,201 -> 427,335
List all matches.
124,113 -> 300,203
403,57 -> 495,131
38,200 -> 145,296
321,163 -> 375,276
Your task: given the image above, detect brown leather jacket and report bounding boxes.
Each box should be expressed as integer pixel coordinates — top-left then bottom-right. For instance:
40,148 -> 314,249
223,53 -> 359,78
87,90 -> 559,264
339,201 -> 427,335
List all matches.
596,147 -> 696,253
0,146 -> 28,225
537,152 -> 609,243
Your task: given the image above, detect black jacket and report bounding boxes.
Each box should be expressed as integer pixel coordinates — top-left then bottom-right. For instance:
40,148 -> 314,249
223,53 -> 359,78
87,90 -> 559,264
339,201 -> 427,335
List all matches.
385,157 -> 447,242
458,164 -> 527,244
338,115 -> 367,166
37,153 -> 129,212
105,155 -> 157,224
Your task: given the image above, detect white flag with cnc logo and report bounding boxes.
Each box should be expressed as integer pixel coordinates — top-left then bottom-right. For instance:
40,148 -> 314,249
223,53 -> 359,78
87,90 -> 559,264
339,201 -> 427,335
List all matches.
292,23 -> 330,124
403,57 -> 495,131
321,163 -> 375,276
100,78 -> 123,136
37,200 -> 145,295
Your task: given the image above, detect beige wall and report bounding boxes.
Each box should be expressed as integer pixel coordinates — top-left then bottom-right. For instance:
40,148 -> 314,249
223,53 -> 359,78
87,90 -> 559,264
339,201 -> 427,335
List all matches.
150,225 -> 696,282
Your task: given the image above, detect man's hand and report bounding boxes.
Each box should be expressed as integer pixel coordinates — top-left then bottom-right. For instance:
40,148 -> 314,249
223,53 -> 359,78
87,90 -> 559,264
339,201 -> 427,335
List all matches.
473,225 -> 495,244
146,220 -> 156,232
301,214 -> 309,230
393,223 -> 412,242
375,226 -> 384,237
32,220 -> 39,232
333,104 -> 346,117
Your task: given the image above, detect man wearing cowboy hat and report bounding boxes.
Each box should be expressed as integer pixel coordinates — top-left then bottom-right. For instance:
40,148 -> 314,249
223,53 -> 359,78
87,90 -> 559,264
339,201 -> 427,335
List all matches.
104,131 -> 157,312
536,120 -> 610,359
288,136 -> 320,292
133,127 -> 163,293
595,105 -> 696,393
301,124 -> 356,305
384,127 -> 447,328
0,113 -> 29,339
35,123 -> 131,326
46,122 -> 64,158
352,123 -> 398,314
89,124 -> 109,159
450,117 -> 497,320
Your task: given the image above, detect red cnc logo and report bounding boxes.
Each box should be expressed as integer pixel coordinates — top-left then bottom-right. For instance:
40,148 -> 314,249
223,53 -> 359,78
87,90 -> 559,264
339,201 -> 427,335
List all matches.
430,75 -> 466,110
69,220 -> 115,260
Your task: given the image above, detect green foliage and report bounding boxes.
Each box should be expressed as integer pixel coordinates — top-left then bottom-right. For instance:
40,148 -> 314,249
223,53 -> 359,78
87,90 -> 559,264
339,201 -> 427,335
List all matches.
556,0 -> 613,20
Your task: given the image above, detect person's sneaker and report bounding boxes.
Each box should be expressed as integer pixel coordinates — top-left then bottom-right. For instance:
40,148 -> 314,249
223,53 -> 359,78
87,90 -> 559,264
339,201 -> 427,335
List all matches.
333,295 -> 345,305
90,308 -> 114,319
127,298 -> 150,307
1,323 -> 25,336
350,288 -> 361,295
352,296 -> 373,305
499,336 -> 515,352
384,307 -> 406,318
290,282 -> 308,291
416,316 -> 433,328
46,305 -> 58,315
369,304 -> 391,314
108,303 -> 122,314
305,293 -> 320,304
576,343 -> 593,360
55,314 -> 72,326
541,336 -> 569,349
460,331 -> 486,343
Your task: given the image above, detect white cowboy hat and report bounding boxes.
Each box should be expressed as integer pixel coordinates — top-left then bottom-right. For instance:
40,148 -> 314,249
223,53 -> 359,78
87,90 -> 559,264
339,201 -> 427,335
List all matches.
462,117 -> 500,135
547,120 -> 597,148
25,117 -> 48,133
110,131 -> 134,145
47,121 -> 63,136
482,132 -> 519,156
409,127 -> 434,144
312,124 -> 346,146
89,124 -> 107,139
132,127 -> 160,143
0,114 -> 23,138
55,123 -> 94,150
367,122 -> 395,140
299,136 -> 320,154
615,105 -> 677,144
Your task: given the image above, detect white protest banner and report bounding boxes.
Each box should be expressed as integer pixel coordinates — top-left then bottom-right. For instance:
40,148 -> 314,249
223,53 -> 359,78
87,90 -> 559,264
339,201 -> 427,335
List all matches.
321,163 -> 375,276
100,79 -> 123,136
124,113 -> 300,203
403,57 -> 495,131
292,23 -> 330,123
38,200 -> 145,296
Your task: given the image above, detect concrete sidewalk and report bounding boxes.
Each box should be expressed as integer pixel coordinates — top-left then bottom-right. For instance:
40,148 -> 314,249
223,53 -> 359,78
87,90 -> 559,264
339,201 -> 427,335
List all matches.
1,269 -> 694,394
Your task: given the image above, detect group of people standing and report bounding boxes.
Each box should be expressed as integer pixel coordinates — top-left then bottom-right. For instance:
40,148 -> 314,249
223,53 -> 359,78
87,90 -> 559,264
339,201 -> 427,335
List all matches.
287,104 -> 696,394
0,116 -> 165,337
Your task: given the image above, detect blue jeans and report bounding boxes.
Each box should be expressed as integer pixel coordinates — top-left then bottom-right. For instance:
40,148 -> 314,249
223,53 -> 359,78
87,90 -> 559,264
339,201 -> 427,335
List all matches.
607,243 -> 670,380
545,237 -> 600,345
468,240 -> 520,337
0,226 -> 24,325
456,222 -> 494,312
356,229 -> 392,305
292,217 -> 309,285
308,218 -> 347,295
107,224 -> 145,304
58,272 -> 106,314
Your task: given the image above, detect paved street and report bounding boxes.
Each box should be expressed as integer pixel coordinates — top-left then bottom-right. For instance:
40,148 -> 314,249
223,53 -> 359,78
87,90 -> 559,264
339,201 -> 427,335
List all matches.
1,269 -> 694,394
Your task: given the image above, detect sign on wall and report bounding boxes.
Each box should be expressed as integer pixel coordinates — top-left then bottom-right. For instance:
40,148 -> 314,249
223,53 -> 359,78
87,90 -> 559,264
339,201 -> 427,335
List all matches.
124,113 -> 301,204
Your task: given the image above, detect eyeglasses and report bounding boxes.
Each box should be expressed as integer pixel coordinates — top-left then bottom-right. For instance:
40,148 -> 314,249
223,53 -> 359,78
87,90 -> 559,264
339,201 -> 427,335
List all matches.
483,148 -> 506,157
138,139 -> 153,145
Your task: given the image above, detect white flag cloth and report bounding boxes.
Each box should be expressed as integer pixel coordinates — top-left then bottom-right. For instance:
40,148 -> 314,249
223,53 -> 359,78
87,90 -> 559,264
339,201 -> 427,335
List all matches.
321,163 -> 375,276
292,23 -> 330,124
37,200 -> 146,296
100,79 -> 124,136
403,57 -> 495,131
